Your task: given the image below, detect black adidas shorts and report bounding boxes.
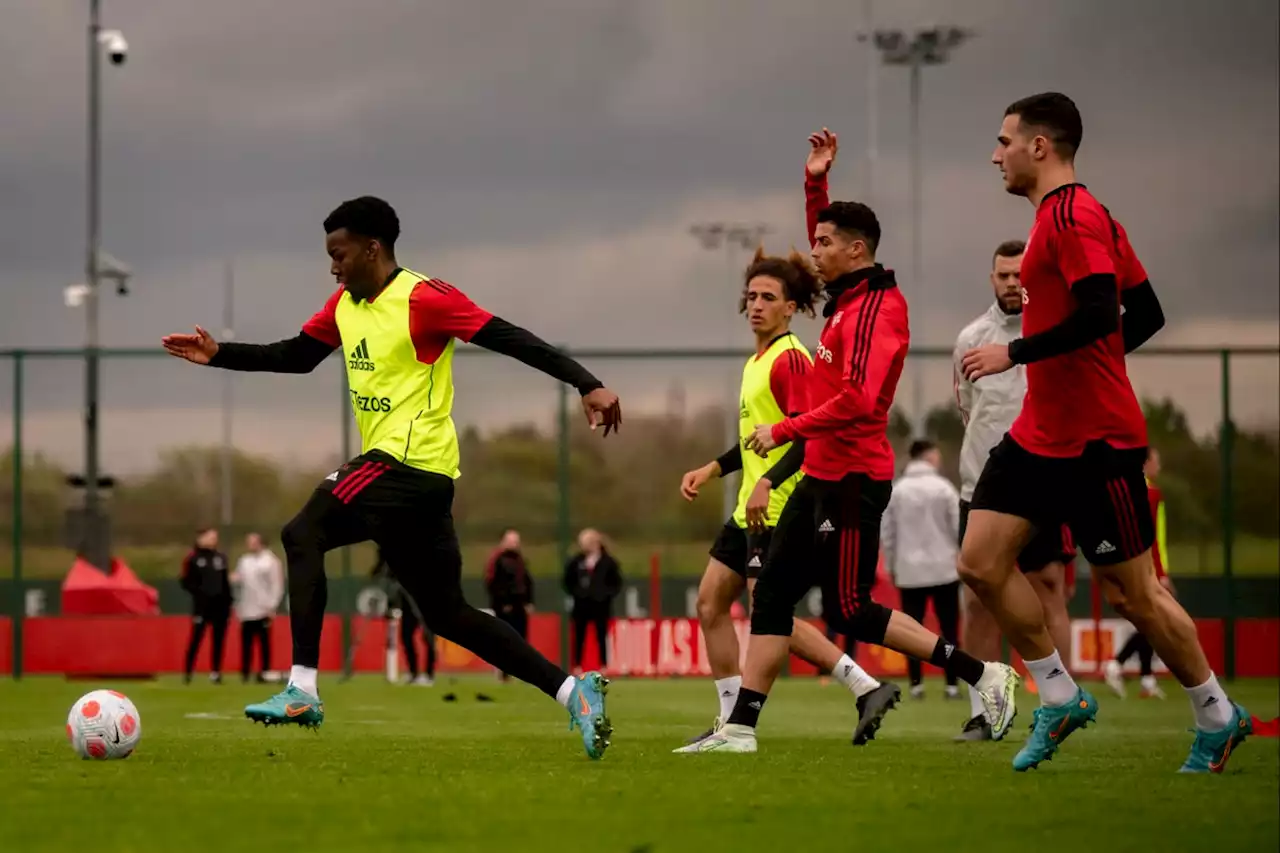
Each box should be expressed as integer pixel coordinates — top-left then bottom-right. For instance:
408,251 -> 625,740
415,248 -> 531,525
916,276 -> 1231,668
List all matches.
959,500 -> 1074,573
708,522 -> 772,580
970,436 -> 1152,566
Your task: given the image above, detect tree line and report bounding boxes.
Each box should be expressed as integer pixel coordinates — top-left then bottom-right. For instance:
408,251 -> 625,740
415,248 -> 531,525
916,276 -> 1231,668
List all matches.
0,398 -> 1275,550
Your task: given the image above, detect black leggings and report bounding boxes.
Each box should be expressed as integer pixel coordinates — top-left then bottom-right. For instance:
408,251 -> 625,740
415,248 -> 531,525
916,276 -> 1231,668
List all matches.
572,608 -> 610,669
1116,631 -> 1155,676
185,613 -> 228,677
240,618 -> 271,679
399,603 -> 437,678
280,453 -> 567,697
899,581 -> 962,686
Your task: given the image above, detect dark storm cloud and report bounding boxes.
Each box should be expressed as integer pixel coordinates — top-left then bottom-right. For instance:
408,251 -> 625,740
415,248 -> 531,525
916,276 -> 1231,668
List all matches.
0,0 -> 1275,470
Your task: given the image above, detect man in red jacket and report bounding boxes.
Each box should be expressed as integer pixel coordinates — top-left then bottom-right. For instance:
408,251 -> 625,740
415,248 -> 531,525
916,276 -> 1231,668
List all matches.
678,129 -> 1017,754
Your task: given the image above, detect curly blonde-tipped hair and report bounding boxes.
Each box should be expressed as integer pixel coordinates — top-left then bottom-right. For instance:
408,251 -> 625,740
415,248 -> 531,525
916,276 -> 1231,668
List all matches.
738,245 -> 825,316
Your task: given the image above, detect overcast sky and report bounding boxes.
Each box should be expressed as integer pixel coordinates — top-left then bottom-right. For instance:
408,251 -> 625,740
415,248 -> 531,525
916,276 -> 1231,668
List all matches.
1,0 -> 1277,472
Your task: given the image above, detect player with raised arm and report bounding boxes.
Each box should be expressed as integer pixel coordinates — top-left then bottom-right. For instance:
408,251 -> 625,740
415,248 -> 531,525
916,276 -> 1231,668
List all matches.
677,246 -> 900,751
162,196 -> 621,760
952,239 -> 1077,741
678,130 -> 1017,754
961,93 -> 1250,773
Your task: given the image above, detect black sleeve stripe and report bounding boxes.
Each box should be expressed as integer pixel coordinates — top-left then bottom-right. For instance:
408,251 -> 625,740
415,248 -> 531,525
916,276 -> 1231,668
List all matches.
1051,185 -> 1080,234
427,280 -> 453,296
849,289 -> 887,385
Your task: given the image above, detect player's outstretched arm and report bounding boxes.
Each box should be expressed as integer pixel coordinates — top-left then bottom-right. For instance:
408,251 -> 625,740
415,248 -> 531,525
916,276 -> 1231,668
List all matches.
469,318 -> 621,435
161,326 -> 335,373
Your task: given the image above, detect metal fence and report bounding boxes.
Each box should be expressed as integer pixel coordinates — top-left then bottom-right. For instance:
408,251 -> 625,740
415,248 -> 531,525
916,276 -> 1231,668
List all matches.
1,344 -> 1277,578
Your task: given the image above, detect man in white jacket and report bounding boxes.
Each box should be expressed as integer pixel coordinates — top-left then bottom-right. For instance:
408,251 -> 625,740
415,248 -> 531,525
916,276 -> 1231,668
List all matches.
232,532 -> 285,683
952,239 -> 1076,740
881,440 -> 962,701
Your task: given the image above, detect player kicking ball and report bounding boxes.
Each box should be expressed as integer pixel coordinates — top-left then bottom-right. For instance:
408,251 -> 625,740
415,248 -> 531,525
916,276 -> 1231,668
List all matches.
680,129 -> 1017,755
163,196 -> 621,760
961,93 -> 1251,773
676,247 -> 900,752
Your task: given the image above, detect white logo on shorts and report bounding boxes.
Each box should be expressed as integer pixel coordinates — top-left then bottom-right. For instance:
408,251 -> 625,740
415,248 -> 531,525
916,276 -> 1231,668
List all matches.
325,471 -> 339,482
818,519 -> 835,534
747,556 -> 762,568
1095,540 -> 1116,555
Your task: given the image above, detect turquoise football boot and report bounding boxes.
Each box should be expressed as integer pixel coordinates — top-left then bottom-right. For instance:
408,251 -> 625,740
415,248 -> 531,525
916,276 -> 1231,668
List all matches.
245,684 -> 324,729
567,672 -> 612,760
1012,687 -> 1098,771
1179,702 -> 1252,774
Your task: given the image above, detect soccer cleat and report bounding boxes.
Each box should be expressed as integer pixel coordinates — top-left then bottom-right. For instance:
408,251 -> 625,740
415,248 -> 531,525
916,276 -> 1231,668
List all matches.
975,662 -> 1020,740
944,685 -> 962,701
1179,702 -> 1252,774
909,684 -> 926,701
954,715 -> 993,742
1103,659 -> 1127,698
244,684 -> 324,729
685,717 -> 723,745
1012,687 -> 1098,772
852,683 -> 901,746
673,723 -> 757,753
566,671 -> 612,760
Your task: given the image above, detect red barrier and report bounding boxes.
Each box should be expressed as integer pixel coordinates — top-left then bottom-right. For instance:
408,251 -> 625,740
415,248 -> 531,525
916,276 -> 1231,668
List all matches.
0,617 -> 10,675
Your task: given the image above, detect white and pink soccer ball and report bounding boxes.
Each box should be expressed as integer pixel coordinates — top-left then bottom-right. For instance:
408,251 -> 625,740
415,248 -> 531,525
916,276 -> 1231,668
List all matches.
66,690 -> 142,760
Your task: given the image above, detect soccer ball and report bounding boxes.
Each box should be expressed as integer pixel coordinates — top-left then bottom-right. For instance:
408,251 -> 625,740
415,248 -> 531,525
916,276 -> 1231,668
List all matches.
67,689 -> 142,760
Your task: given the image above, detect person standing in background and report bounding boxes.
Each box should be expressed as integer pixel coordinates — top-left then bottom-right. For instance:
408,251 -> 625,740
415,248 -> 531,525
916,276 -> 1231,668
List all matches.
1104,446 -> 1174,699
232,532 -> 285,684
181,527 -> 232,684
881,440 -> 963,700
371,550 -> 436,686
486,529 -> 534,681
563,529 -> 622,674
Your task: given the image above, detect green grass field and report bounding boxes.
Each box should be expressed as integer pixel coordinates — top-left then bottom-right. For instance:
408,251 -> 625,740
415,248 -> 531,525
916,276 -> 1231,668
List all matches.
0,676 -> 1275,852
4,535 -> 1278,580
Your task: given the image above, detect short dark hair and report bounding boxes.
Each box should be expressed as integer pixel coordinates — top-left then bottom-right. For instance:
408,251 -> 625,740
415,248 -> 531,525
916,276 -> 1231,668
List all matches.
324,196 -> 401,252
1004,92 -> 1083,159
908,439 -> 936,460
992,239 -> 1026,266
741,246 -> 826,317
816,202 -> 880,254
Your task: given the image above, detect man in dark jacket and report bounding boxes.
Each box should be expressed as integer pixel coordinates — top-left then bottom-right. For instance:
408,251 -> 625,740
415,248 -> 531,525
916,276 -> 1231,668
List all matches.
181,526 -> 232,684
486,529 -> 534,681
563,529 -> 622,673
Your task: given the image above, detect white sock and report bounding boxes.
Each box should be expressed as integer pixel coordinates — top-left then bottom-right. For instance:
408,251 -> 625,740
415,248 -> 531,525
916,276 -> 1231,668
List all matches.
1185,674 -> 1232,731
289,666 -> 318,697
967,683 -> 986,719
1023,651 -> 1078,706
715,676 -> 742,721
832,655 -> 880,698
555,676 -> 576,709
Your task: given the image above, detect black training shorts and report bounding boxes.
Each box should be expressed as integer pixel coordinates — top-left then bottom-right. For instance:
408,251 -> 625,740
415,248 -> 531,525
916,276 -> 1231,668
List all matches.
708,521 -> 772,580
959,499 -> 1074,573
970,435 -> 1152,566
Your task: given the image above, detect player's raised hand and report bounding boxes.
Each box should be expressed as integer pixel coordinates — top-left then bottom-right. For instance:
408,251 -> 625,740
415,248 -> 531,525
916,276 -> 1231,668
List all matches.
680,463 -> 718,502
806,127 -> 839,178
581,387 -> 622,436
961,343 -> 1014,382
745,424 -> 779,457
161,326 -> 219,365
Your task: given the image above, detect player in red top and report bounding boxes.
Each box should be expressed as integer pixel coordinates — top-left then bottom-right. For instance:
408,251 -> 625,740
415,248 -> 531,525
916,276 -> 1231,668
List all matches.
678,130 -> 1017,754
961,93 -> 1251,773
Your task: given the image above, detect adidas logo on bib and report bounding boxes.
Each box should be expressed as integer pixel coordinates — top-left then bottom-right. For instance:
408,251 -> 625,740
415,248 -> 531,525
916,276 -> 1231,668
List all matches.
348,338 -> 375,372
1095,540 -> 1117,555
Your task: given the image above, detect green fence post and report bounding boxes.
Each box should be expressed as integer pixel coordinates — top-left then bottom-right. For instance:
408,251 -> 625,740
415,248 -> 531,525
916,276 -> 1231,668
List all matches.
12,352 -> 23,680
1219,349 -> 1235,681
340,368 -> 353,675
556,375 -> 571,670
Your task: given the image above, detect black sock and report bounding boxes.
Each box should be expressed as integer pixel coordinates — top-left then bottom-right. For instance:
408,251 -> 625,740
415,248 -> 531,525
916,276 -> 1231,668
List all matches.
931,638 -> 986,687
725,688 -> 768,728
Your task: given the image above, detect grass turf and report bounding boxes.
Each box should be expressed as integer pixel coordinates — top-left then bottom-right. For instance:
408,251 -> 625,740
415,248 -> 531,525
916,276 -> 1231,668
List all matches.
0,676 -> 1276,852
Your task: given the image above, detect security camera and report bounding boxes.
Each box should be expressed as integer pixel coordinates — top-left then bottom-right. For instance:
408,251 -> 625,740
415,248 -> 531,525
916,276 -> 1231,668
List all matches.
98,29 -> 128,65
